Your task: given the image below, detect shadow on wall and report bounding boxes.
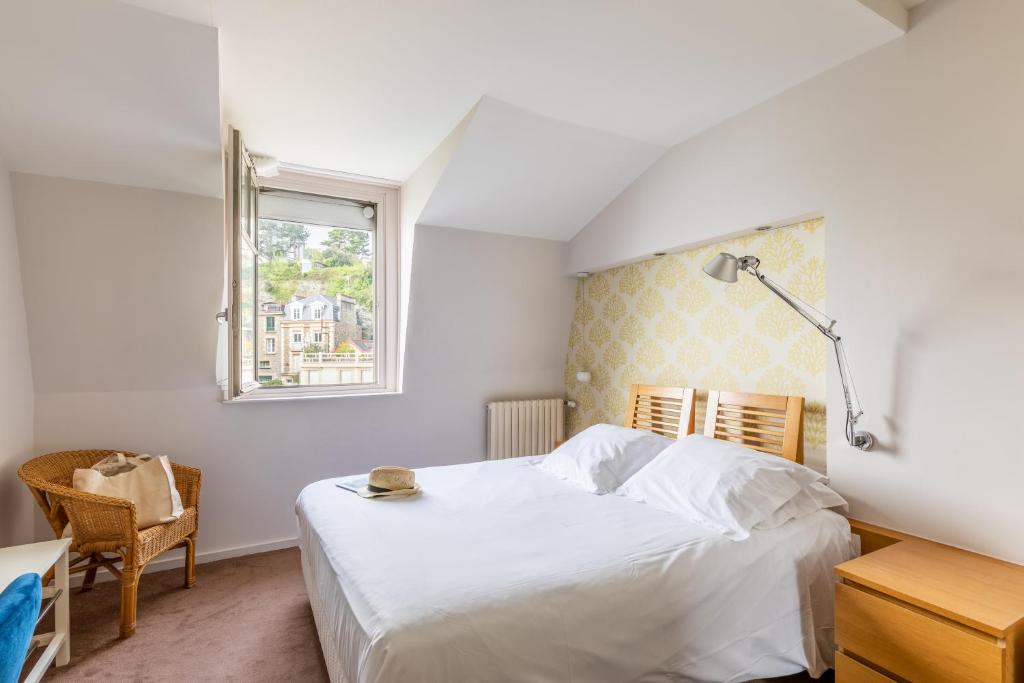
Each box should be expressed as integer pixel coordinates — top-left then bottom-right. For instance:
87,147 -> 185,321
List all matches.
885,263 -> 1024,459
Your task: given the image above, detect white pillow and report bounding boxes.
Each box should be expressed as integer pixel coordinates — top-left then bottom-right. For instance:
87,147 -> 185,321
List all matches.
616,435 -> 825,539
539,424 -> 674,494
755,481 -> 849,530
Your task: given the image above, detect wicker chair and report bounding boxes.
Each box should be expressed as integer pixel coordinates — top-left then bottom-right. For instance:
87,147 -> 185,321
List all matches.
18,450 -> 201,638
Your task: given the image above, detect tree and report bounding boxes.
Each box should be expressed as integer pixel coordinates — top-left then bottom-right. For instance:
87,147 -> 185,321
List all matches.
259,220 -> 309,261
325,262 -> 373,311
322,228 -> 371,266
262,257 -> 301,302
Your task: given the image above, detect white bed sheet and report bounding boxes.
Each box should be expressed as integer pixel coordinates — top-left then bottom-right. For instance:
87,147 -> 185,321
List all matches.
296,456 -> 854,683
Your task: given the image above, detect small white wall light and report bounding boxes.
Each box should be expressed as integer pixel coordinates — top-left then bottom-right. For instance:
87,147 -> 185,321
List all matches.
576,371 -> 591,383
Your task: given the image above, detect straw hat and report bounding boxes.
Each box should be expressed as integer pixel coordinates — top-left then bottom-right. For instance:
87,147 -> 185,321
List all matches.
358,466 -> 420,498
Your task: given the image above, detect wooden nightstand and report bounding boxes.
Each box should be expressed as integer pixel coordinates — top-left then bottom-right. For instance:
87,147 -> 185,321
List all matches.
834,539 -> 1024,682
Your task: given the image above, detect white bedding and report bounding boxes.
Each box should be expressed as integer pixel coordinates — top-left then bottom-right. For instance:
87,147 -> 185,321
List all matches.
296,456 -> 854,683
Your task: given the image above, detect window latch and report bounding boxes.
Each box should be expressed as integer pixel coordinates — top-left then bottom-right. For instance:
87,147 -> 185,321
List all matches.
215,308 -> 228,324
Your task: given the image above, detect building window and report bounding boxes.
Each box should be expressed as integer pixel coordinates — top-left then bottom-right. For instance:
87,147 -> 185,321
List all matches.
265,337 -> 276,354
259,360 -> 271,369
225,128 -> 399,400
258,375 -> 273,382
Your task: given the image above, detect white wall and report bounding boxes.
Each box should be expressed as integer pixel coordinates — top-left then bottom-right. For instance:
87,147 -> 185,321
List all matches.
14,173 -> 575,557
569,0 -> 1024,562
399,104 -> 476,387
0,156 -> 35,546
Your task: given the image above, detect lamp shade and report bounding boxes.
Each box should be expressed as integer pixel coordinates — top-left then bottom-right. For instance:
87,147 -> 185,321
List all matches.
703,252 -> 740,283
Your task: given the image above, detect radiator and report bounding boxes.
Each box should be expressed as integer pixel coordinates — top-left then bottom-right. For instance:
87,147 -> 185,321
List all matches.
486,399 -> 565,460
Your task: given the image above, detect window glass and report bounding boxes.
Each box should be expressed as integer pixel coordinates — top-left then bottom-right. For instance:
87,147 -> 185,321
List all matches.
256,190 -> 376,388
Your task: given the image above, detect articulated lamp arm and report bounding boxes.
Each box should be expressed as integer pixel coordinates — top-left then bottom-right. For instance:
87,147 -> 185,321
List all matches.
705,253 -> 874,451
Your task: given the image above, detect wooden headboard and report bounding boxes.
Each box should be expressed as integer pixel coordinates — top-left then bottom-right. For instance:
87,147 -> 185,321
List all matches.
625,384 -> 696,439
704,390 -> 805,463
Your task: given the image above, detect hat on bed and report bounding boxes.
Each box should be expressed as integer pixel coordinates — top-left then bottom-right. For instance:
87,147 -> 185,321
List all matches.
358,466 -> 420,498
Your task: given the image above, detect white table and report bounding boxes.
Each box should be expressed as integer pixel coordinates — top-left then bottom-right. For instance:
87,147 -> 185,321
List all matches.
0,539 -> 71,682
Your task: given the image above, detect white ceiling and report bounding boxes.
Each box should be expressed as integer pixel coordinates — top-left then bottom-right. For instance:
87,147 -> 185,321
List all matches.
418,97 -> 665,240
121,0 -> 908,185
0,0 -> 221,197
0,0 -> 915,239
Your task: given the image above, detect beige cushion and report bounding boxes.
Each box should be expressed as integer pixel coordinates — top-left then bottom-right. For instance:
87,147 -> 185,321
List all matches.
73,454 -> 185,529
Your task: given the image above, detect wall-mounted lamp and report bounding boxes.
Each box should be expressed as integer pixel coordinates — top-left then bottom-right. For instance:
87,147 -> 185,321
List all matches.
703,252 -> 874,451
576,371 -> 591,384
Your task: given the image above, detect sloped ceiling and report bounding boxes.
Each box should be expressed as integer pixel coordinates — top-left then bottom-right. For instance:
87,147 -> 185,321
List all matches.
2,0 -> 916,238
417,98 -> 664,240
120,0 -> 908,187
0,0 -> 221,197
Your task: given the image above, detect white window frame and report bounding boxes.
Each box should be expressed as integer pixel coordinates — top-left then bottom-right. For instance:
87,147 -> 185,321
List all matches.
225,156 -> 400,401
313,306 -> 322,320
265,337 -> 276,354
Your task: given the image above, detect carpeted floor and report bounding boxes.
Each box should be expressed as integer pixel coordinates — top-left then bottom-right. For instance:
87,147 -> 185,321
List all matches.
41,548 -> 328,682
37,547 -> 832,682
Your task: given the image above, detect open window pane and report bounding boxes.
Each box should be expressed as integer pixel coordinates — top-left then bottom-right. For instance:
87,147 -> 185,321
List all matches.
239,240 -> 258,387
256,190 -> 376,388
228,127 -> 261,397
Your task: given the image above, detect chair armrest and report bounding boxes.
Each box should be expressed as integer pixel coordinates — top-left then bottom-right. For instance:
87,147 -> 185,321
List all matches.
59,489 -> 138,555
171,462 -> 202,509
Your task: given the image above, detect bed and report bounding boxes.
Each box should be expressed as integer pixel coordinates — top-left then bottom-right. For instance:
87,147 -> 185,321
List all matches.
295,386 -> 855,683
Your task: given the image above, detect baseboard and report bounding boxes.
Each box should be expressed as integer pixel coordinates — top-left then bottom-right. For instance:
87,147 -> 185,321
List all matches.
70,536 -> 299,587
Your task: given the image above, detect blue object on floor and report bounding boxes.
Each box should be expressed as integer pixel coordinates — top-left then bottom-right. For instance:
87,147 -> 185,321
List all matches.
0,573 -> 42,683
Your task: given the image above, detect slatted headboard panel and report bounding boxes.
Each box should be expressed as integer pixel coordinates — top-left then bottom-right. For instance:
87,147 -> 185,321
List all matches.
625,384 -> 696,439
703,390 -> 805,463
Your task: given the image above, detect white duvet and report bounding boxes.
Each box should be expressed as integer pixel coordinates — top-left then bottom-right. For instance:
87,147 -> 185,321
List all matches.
296,456 -> 854,683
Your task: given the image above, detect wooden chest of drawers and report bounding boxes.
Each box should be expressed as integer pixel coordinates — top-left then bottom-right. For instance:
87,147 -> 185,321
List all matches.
834,539 -> 1024,682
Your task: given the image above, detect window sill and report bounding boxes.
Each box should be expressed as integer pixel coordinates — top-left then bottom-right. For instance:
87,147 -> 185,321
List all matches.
223,387 -> 401,404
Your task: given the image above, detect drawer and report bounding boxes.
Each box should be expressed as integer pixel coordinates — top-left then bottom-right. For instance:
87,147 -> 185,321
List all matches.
835,652 -> 895,683
836,582 -> 1004,683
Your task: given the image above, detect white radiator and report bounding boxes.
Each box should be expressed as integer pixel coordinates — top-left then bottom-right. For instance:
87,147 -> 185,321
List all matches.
486,399 -> 565,460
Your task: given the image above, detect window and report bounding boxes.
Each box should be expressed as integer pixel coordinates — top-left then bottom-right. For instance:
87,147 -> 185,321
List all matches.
225,127 -> 400,400
259,360 -> 271,369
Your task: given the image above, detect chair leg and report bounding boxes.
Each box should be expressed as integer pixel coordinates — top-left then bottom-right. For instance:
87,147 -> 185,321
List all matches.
184,535 -> 197,588
119,567 -> 140,638
80,553 -> 99,593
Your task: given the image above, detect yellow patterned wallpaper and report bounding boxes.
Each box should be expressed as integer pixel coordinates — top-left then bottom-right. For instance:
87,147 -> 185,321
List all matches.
565,218 -> 829,470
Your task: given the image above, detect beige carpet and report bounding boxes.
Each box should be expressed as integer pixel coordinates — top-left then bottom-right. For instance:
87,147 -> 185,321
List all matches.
41,548 -> 328,682
38,547 -> 830,682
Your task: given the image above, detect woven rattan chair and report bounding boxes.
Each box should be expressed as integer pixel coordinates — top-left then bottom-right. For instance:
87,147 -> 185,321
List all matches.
18,449 -> 201,638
